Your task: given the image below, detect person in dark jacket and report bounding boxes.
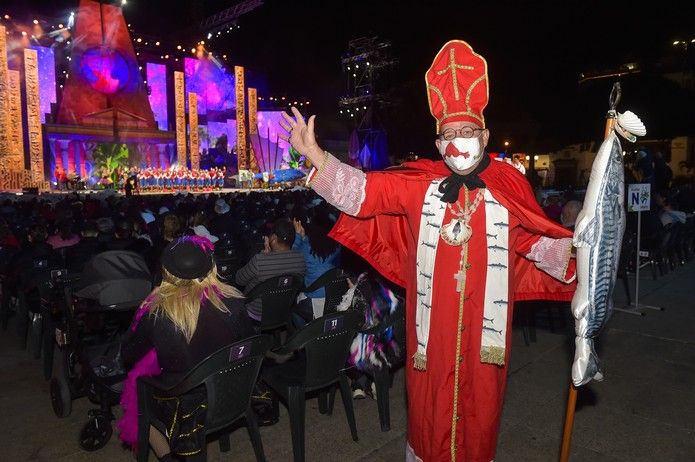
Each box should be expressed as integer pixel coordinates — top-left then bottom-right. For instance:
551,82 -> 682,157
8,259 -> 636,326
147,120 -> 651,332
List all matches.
119,235 -> 253,460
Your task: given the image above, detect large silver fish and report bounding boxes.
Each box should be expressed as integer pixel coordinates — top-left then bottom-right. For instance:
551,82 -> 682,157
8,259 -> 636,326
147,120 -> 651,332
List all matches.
570,131 -> 625,386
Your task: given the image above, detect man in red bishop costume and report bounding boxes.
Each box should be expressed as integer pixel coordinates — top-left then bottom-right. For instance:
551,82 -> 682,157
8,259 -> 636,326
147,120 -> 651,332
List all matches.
281,40 -> 577,462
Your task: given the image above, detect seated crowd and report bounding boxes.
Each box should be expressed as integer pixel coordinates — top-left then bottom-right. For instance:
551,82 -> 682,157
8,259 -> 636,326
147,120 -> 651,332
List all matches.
0,188 -> 405,460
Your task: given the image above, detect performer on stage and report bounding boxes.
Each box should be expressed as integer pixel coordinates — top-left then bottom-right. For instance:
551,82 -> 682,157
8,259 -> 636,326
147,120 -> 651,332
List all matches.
280,40 -> 577,462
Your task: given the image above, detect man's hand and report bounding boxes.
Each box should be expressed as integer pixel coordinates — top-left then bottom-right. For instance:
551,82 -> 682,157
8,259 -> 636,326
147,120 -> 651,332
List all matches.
262,235 -> 271,254
293,218 -> 305,238
279,107 -> 324,167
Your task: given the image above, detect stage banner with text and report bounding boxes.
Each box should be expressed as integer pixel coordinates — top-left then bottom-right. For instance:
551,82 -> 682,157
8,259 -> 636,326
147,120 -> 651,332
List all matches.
0,25 -> 10,184
8,70 -> 25,171
174,71 -> 187,166
247,87 -> 259,173
188,92 -> 199,170
235,66 -> 247,170
24,48 -> 45,183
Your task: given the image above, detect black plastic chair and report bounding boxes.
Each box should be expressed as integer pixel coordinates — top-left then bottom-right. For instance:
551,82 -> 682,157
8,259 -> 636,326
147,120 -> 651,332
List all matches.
357,309 -> 406,432
245,274 -> 303,340
215,246 -> 242,283
302,267 -> 350,316
261,310 -> 363,462
136,335 -> 273,462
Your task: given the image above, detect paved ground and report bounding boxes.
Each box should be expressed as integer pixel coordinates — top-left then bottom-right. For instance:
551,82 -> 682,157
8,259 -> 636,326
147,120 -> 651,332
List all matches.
1,259 -> 693,461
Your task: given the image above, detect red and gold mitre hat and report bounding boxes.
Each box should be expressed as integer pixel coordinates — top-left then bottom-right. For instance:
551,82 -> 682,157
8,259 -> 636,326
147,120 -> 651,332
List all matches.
425,40 -> 489,131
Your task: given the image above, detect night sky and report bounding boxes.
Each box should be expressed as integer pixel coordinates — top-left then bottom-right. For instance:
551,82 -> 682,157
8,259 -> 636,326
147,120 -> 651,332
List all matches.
7,0 -> 695,157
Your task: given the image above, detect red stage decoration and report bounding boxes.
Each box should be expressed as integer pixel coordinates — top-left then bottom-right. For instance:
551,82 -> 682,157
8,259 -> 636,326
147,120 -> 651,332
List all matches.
57,0 -> 155,127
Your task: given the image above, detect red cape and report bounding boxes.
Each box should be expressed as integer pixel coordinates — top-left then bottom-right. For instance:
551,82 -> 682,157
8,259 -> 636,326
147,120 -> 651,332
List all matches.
329,157 -> 576,301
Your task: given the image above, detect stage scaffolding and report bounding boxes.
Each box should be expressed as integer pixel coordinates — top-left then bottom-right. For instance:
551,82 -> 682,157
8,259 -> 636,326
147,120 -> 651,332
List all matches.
339,36 -> 397,170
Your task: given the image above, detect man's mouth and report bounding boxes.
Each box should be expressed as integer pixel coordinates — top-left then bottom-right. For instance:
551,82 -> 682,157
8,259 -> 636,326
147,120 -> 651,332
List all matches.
445,142 -> 470,159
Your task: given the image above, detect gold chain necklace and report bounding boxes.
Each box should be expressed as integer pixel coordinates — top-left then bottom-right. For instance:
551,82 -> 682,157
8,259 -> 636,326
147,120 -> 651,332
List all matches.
439,188 -> 485,246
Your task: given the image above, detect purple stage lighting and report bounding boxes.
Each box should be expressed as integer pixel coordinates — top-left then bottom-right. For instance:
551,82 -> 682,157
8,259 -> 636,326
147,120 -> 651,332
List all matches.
146,62 -> 168,130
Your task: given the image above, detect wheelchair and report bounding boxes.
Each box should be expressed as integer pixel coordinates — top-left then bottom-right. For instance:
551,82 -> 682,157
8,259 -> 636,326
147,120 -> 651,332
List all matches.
48,250 -> 152,451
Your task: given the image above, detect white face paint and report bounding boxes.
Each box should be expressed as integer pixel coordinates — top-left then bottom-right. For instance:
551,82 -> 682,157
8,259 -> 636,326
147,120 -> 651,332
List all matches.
438,136 -> 483,174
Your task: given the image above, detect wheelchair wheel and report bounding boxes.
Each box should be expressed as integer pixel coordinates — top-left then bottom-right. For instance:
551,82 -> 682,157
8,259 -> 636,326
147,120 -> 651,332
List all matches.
79,414 -> 112,451
50,376 -> 72,418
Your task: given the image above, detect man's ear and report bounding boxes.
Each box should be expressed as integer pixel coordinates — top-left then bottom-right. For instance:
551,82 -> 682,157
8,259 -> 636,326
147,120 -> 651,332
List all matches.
435,138 -> 442,152
482,129 -> 490,148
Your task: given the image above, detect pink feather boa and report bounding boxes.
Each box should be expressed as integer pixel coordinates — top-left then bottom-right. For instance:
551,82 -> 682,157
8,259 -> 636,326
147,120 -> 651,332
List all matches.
117,299 -> 162,448
117,348 -> 161,447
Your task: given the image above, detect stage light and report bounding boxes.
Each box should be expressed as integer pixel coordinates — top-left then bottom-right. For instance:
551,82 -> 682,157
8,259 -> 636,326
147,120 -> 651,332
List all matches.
366,61 -> 370,66
121,0 -> 127,5
200,40 -> 205,45
155,41 -> 160,46
176,45 -> 181,50
207,32 -> 212,39
191,48 -> 195,53
136,37 -> 142,42
33,19 -> 39,24
21,31 -> 27,36
58,23 -> 64,28
4,15 -> 10,20
223,54 -> 227,58
164,54 -> 169,59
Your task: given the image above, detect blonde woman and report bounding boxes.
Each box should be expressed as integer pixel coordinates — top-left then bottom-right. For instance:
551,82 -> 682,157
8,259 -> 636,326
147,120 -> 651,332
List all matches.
119,235 -> 253,460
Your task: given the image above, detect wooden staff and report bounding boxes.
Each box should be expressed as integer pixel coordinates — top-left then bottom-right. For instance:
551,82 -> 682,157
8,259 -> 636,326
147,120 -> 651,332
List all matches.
559,82 -> 620,462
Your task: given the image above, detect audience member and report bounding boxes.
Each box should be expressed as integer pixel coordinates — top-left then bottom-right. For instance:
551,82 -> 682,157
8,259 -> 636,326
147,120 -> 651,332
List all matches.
120,236 -> 253,459
291,207 -> 341,325
64,220 -> 102,272
653,151 -> 672,192
47,219 -> 80,250
542,195 -> 563,222
189,210 -> 218,244
560,200 -> 583,230
235,218 -> 306,322
209,197 -> 234,237
512,154 -> 526,175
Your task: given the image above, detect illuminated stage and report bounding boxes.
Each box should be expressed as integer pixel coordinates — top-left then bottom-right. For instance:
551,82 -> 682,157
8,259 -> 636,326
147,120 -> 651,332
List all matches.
0,0 -> 300,192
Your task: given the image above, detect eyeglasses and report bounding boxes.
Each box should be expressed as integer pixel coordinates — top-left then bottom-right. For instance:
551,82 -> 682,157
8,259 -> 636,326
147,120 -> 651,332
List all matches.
438,127 -> 484,140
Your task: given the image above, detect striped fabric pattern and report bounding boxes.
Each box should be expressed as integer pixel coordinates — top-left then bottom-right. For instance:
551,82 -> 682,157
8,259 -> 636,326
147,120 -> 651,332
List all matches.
235,250 -> 306,319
